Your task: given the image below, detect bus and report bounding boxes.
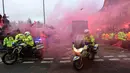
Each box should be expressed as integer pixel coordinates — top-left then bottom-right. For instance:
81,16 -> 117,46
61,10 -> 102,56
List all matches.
72,20 -> 88,36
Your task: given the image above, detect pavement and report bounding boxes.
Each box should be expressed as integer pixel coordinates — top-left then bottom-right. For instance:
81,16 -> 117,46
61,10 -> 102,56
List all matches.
0,44 -> 130,73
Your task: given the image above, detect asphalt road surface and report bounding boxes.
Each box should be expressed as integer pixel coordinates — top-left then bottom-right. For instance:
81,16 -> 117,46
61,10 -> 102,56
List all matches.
0,44 -> 130,73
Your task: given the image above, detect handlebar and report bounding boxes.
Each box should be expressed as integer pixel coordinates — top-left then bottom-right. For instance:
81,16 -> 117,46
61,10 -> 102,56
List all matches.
13,40 -> 25,46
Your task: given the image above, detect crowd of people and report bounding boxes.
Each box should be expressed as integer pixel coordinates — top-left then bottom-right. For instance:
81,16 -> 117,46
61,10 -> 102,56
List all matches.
0,14 -> 10,27
99,28 -> 130,49
0,14 -> 10,35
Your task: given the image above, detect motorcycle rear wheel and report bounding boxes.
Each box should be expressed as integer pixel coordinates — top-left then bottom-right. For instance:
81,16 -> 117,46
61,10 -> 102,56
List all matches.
88,52 -> 95,60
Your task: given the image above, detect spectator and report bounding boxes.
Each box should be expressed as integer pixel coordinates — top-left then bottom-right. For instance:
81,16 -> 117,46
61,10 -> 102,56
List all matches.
2,14 -> 10,30
0,14 -> 2,23
3,14 -> 7,19
40,31 -> 49,48
0,14 -> 3,27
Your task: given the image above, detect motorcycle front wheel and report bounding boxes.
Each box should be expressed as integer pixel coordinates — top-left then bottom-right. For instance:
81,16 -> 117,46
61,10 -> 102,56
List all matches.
2,53 -> 18,65
73,57 -> 84,70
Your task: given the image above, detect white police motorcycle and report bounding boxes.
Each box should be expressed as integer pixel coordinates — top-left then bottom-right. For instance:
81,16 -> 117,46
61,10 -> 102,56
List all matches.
72,42 -> 98,70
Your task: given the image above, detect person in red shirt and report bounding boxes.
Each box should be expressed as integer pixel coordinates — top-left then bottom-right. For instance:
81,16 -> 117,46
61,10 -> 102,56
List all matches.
0,14 -> 2,23
0,14 -> 3,27
105,33 -> 109,40
126,32 -> 130,41
40,31 -> 48,49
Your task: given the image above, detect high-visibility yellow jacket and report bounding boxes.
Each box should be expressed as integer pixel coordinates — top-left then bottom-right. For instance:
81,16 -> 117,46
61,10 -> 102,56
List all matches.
3,36 -> 14,47
24,35 -> 34,47
15,33 -> 25,42
109,33 -> 115,39
118,32 -> 126,41
84,35 -> 95,45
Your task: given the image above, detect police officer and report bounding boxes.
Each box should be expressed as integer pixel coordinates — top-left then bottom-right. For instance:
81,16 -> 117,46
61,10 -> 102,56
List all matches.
84,29 -> 95,46
3,33 -> 14,52
83,29 -> 98,51
24,31 -> 34,55
118,30 -> 126,41
15,29 -> 25,42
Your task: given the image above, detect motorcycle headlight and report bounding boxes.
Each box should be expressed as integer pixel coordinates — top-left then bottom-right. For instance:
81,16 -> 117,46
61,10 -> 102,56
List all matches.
95,44 -> 99,47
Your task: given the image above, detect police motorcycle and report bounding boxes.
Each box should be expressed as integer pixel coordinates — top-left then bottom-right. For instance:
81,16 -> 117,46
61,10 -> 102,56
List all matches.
72,41 -> 98,70
2,38 -> 44,65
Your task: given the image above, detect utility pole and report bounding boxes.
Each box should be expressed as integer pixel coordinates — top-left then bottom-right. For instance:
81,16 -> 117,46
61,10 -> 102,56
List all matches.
43,0 -> 46,25
2,0 -> 5,15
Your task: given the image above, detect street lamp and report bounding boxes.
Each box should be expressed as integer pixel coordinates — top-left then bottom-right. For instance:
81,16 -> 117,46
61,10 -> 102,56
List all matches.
2,0 -> 5,15
43,0 -> 46,25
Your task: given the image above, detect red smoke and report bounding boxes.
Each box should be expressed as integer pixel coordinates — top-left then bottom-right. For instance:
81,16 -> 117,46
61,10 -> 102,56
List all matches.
87,0 -> 130,33
11,0 -> 130,40
47,0 -> 102,35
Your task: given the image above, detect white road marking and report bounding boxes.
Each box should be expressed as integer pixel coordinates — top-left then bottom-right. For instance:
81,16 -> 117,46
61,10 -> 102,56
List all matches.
62,57 -> 71,59
43,58 -> 54,60
104,56 -> 114,58
41,61 -> 53,63
123,58 -> 130,60
94,59 -> 104,61
60,60 -> 71,63
23,61 -> 34,63
118,55 -> 127,58
109,58 -> 120,61
95,56 -> 100,58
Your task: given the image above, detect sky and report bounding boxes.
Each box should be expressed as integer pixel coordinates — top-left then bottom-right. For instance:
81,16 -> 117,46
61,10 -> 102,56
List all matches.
0,0 -> 104,22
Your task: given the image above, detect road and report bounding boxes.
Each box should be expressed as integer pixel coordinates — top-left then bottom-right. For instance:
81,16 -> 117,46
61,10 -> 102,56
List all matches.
0,44 -> 130,73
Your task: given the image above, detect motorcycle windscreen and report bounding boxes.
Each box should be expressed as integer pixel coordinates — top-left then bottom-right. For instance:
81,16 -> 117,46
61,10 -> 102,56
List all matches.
74,41 -> 85,49
73,34 -> 85,49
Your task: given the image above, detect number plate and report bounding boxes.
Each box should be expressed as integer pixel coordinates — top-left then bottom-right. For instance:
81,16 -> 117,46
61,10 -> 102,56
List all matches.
73,56 -> 80,61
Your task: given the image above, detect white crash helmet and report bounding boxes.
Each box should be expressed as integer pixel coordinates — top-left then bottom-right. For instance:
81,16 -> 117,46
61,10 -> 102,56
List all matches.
84,29 -> 89,33
24,31 -> 30,36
